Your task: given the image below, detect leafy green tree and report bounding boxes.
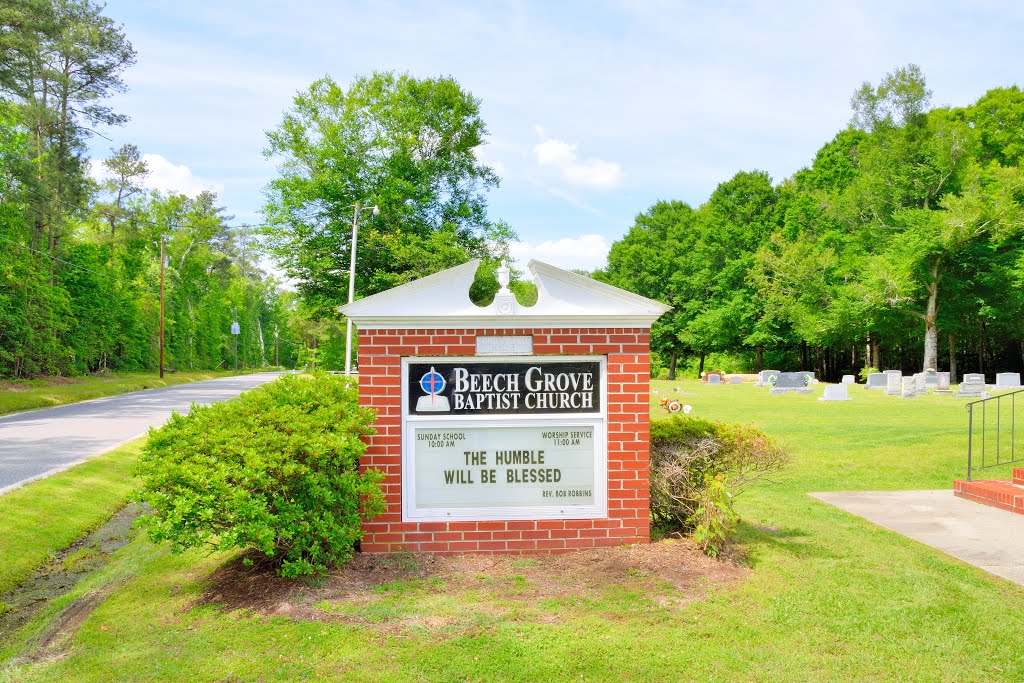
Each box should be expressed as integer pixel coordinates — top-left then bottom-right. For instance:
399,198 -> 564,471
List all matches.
688,171 -> 781,369
598,201 -> 698,378
262,71 -> 512,320
0,0 -> 135,255
845,66 -> 1018,371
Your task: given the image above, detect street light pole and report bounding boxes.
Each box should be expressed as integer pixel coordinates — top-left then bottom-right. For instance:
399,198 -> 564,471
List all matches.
159,235 -> 165,379
345,202 -> 379,376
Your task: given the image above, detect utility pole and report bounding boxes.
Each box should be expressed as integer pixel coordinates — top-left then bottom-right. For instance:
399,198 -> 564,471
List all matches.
159,235 -> 165,379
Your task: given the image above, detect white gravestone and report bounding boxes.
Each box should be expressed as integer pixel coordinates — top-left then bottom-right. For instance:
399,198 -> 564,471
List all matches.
707,374 -> 721,385
905,374 -> 929,401
819,384 -> 851,401
756,370 -> 780,387
935,372 -> 952,394
957,377 -> 989,399
923,371 -> 938,388
841,375 -> 856,384
996,372 -> 1022,389
884,370 -> 902,377
729,376 -> 742,384
866,373 -> 887,390
886,373 -> 902,396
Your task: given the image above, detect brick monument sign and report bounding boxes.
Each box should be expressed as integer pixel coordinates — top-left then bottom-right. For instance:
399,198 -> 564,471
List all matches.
340,259 -> 670,554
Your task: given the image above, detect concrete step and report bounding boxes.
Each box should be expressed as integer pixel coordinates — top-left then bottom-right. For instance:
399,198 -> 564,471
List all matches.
1014,468 -> 1024,486
955,478 -> 1024,515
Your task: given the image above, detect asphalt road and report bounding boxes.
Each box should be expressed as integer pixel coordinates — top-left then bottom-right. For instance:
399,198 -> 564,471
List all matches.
0,372 -> 283,494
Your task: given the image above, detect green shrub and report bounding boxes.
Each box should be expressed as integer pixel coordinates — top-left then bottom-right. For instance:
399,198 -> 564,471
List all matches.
858,366 -> 879,382
135,372 -> 385,578
649,415 -> 789,553
691,473 -> 740,557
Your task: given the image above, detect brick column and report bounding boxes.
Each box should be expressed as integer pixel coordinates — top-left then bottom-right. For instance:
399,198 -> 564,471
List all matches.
357,327 -> 651,554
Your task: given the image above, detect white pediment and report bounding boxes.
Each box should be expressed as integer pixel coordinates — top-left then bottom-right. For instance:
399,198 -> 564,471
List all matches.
339,259 -> 671,329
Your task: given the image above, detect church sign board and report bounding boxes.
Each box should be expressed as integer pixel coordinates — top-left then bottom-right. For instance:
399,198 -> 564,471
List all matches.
403,357 -> 606,520
340,259 -> 671,554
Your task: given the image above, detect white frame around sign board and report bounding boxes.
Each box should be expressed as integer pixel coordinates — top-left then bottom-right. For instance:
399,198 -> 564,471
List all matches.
400,355 -> 608,521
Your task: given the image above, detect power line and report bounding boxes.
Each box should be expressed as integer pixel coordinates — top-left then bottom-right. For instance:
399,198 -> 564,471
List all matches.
17,183 -> 368,237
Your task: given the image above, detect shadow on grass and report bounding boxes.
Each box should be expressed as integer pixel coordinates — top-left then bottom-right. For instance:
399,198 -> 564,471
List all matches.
734,522 -> 839,563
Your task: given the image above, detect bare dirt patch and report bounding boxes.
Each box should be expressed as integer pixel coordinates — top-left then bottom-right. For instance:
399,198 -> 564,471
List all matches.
196,537 -> 747,633
0,376 -> 85,391
0,504 -> 141,647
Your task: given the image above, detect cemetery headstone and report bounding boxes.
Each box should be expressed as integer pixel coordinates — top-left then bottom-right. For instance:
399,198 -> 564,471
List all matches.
756,370 -> 780,387
996,372 -> 1022,389
769,372 -> 813,395
957,376 -> 989,399
923,371 -> 938,388
729,376 -> 742,384
707,373 -> 722,385
935,372 -> 952,394
819,384 -> 851,401
866,373 -> 887,390
841,375 -> 855,384
886,372 -> 902,396
884,369 -> 902,376
901,374 -> 926,399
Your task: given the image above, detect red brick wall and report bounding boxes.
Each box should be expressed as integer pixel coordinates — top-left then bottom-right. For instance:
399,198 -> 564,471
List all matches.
357,327 -> 651,554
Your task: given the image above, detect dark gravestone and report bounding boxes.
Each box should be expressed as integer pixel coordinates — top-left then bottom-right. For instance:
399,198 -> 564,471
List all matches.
769,372 -> 813,395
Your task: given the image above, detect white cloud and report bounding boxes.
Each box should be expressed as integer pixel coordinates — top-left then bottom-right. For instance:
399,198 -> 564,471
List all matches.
532,135 -> 623,189
142,154 -> 222,197
472,145 -> 507,177
509,234 -> 610,272
89,154 -> 222,198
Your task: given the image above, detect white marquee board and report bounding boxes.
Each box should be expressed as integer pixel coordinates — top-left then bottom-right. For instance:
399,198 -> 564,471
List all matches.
401,356 -> 608,521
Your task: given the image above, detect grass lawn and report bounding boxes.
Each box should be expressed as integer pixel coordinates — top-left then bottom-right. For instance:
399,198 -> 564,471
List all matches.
0,371 -> 246,416
0,439 -> 144,596
3,381 -> 1024,681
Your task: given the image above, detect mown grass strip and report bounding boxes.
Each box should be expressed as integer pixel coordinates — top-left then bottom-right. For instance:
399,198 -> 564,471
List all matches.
0,371 -> 242,416
0,439 -> 144,595
5,380 -> 1024,681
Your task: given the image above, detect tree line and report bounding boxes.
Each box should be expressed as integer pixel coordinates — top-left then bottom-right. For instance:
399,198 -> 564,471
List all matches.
0,0 -> 301,378
597,66 -> 1024,381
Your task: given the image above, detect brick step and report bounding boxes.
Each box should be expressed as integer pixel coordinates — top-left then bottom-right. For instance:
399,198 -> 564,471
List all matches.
954,478 -> 1024,515
1014,468 -> 1024,486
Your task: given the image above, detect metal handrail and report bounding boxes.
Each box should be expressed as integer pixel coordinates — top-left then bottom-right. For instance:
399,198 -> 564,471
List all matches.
966,387 -> 1024,480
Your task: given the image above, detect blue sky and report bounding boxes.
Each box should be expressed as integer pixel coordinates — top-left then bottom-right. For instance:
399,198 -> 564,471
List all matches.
90,1 -> 1024,271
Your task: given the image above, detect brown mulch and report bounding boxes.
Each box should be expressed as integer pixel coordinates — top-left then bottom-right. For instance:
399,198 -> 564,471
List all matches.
195,538 -> 747,631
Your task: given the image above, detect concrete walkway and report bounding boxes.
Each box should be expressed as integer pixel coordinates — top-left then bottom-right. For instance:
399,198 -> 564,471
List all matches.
812,490 -> 1024,587
0,372 -> 282,494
